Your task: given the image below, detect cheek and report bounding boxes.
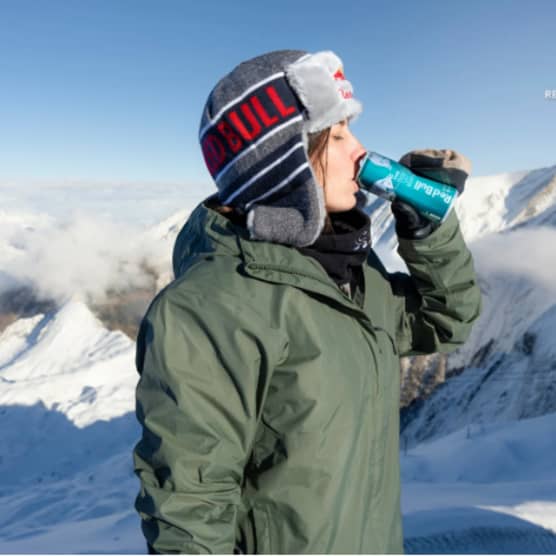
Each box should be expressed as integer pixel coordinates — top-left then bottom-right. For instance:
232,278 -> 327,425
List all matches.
323,149 -> 342,178
325,150 -> 350,184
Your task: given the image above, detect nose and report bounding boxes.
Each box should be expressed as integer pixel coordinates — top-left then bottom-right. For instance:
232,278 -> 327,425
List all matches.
351,137 -> 367,165
347,128 -> 366,158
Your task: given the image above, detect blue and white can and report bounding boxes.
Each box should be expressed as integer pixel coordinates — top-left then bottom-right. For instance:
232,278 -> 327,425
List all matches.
356,151 -> 458,224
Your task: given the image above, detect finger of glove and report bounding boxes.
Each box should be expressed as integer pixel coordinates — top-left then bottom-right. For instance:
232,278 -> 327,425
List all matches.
391,199 -> 433,239
391,199 -> 425,229
399,149 -> 471,194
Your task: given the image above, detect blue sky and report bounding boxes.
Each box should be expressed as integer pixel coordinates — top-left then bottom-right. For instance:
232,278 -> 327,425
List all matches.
1,0 -> 555,190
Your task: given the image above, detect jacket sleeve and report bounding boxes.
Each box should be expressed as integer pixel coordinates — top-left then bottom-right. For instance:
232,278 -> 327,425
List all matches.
133,288 -> 284,554
390,209 -> 482,357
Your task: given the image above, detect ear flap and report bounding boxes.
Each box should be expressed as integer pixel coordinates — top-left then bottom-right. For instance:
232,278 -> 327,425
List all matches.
246,178 -> 327,247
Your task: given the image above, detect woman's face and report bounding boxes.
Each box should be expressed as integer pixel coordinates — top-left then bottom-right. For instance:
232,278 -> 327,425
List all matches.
310,120 -> 366,213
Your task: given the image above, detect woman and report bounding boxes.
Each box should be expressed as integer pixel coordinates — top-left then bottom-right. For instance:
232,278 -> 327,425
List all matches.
133,50 -> 481,554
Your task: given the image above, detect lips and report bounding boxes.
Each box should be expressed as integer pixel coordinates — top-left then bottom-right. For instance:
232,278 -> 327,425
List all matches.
353,153 -> 367,182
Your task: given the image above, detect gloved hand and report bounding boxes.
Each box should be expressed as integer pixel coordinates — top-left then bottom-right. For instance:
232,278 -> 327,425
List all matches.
392,148 -> 472,240
391,198 -> 434,239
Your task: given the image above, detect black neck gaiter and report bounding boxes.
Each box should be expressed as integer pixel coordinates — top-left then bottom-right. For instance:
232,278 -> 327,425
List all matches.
295,208 -> 372,292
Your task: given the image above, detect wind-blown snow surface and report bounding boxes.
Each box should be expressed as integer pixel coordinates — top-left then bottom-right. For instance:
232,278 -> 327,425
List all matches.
401,413 -> 556,553
1,166 -> 556,553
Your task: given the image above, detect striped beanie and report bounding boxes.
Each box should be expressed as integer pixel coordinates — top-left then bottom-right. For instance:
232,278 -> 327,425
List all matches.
199,49 -> 363,247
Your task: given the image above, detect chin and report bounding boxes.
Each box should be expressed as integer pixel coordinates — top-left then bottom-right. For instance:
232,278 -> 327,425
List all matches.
325,192 -> 358,213
342,196 -> 358,211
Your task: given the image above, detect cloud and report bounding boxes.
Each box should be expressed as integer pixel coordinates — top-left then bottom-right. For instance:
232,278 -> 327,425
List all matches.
470,226 -> 556,296
1,210 -> 176,305
3,202 -> 554,317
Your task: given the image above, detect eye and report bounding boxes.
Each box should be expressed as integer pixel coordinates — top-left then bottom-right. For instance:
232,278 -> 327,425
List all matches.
332,134 -> 344,141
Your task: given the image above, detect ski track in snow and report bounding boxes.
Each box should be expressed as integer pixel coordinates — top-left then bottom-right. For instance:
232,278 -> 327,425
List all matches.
1,168 -> 556,553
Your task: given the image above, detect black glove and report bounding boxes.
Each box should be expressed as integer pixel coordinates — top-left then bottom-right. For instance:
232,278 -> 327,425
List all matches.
391,199 -> 434,239
392,149 -> 472,240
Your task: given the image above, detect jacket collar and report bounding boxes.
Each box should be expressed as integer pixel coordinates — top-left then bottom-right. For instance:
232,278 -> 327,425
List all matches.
172,194 -> 372,320
295,208 -> 371,290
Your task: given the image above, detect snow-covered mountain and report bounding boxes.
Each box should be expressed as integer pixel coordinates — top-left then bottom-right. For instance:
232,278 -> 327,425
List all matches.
1,164 -> 555,553
378,164 -> 556,448
0,300 -> 143,553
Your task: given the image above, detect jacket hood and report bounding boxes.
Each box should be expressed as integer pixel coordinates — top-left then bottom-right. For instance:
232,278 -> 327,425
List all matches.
172,193 -> 245,277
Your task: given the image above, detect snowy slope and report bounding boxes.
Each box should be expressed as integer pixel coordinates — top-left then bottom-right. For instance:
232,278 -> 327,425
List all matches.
1,164 -> 556,553
0,301 -> 143,553
0,300 -> 136,427
0,187 -> 195,552
1,298 -> 555,553
401,412 -> 556,553
388,164 -> 556,447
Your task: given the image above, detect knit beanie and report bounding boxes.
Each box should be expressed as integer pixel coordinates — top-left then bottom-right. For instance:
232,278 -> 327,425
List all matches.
199,49 -> 363,247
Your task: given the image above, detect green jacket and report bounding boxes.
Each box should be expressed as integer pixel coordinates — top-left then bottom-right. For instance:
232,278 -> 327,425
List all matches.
133,196 -> 482,554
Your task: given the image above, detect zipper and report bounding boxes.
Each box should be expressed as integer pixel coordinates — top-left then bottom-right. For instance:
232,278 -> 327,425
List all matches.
245,508 -> 258,554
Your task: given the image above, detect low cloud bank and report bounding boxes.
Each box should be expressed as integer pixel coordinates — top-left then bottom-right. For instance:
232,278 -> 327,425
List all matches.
0,210 -> 180,307
470,226 -> 556,297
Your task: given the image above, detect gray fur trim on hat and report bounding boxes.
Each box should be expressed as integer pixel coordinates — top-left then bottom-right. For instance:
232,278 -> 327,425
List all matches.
286,50 -> 363,134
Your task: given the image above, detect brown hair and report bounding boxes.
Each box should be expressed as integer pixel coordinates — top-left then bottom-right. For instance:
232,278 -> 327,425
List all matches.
308,128 -> 334,233
214,127 -> 334,234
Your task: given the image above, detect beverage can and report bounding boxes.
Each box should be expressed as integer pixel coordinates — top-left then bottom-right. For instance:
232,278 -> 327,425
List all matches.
356,151 -> 458,224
